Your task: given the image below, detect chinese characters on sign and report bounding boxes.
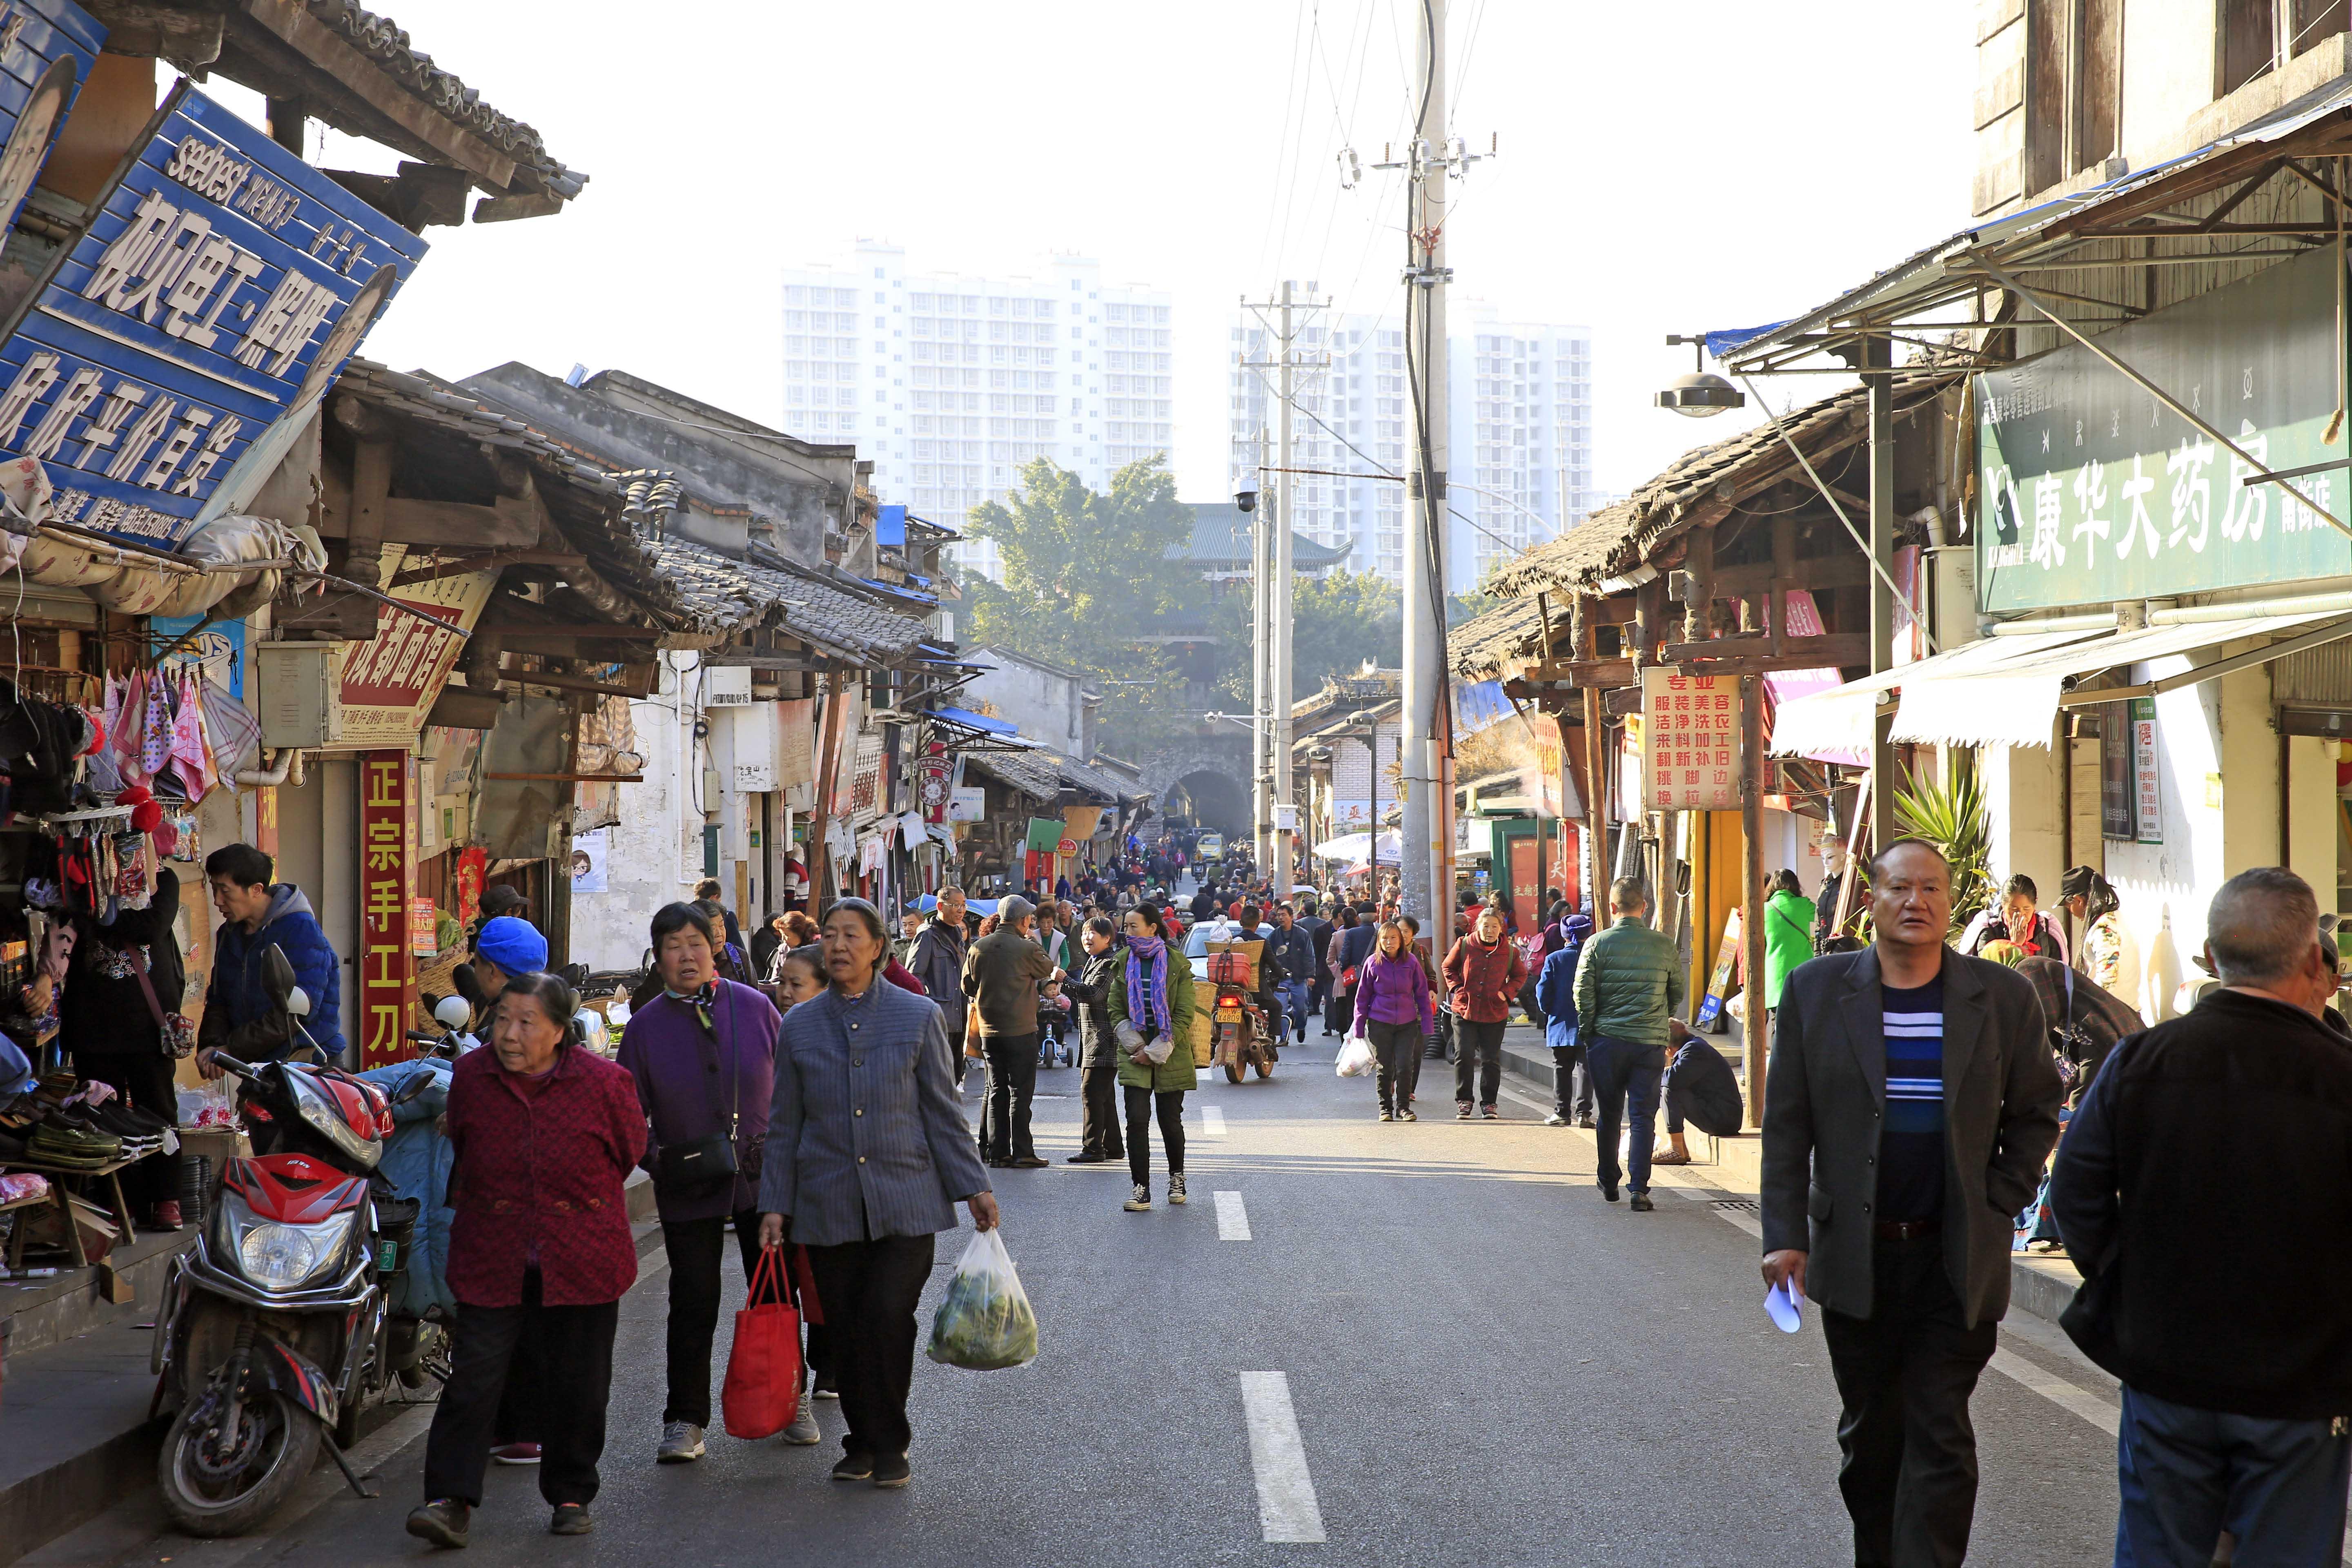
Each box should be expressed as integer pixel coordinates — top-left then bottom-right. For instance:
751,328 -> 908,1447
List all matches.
359,751 -> 413,1069
0,82 -> 424,546
1642,669 -> 1740,812
2130,698 -> 2162,845
334,546 -> 496,747
1976,245 -> 2351,613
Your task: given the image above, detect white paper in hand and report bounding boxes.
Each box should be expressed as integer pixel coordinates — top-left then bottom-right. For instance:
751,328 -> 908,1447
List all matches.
1765,1279 -> 1803,1334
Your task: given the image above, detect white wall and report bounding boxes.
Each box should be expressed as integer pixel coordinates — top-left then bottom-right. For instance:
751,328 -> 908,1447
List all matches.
964,652 -> 1085,755
572,656 -> 701,971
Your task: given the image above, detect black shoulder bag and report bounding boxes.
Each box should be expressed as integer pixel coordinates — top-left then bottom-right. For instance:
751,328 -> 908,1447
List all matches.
655,988 -> 744,1198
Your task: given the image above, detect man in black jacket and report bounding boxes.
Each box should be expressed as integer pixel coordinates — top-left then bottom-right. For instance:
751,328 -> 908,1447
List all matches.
1296,898 -> 1334,1031
2051,866 -> 2352,1563
1056,917 -> 1127,1166
1762,838 -> 2062,1568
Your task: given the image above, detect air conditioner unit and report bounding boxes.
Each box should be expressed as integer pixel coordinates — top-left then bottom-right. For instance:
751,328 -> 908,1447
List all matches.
1926,545 -> 1978,653
705,665 -> 753,707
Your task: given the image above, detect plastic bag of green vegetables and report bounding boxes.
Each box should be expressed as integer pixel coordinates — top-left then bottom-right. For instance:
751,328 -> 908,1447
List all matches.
925,1228 -> 1038,1370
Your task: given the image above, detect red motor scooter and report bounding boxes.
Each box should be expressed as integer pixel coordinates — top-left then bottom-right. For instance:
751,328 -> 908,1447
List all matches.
151,947 -> 432,1535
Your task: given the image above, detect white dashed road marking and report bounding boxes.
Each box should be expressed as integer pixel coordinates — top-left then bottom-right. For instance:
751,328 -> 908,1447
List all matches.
1238,1371 -> 1326,1543
1215,1191 -> 1251,1240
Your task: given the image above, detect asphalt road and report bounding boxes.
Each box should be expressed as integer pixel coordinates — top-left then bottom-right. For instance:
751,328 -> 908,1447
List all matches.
28,1033 -> 2126,1568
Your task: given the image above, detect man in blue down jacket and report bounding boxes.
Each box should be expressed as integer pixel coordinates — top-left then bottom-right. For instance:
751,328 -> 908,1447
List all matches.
197,842 -> 346,1070
1533,909 -> 1595,1127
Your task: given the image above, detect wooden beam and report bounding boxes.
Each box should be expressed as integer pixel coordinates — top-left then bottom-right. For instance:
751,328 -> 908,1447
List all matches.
237,0 -> 517,188
87,1 -> 223,64
1517,655 -> 1637,688
1662,631 -> 1866,664
496,661 -> 655,699
376,496 -> 541,550
385,549 -> 587,589
478,620 -> 664,639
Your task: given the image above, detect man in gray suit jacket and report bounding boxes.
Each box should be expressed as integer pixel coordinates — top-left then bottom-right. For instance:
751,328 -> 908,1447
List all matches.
1762,838 -> 2062,1568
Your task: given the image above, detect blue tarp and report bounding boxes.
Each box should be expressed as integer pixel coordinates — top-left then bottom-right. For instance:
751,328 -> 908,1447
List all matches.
1703,321 -> 1791,361
927,706 -> 1016,735
862,577 -> 937,606
877,504 -> 906,546
1454,679 -> 1512,735
914,893 -> 998,915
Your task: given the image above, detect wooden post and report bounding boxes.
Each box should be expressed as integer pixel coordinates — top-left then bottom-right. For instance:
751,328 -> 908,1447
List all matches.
1770,505 -> 1797,658
808,665 -> 849,914
1584,684 -> 1607,923
1682,525 -> 1714,644
1740,673 -> 1768,1129
1867,336 -> 1900,852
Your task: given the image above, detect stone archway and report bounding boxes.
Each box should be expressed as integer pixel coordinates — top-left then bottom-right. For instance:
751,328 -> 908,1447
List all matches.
1134,734 -> 1253,835
1165,770 -> 1250,836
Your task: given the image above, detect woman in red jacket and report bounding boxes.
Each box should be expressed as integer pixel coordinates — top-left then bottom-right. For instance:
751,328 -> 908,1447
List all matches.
408,973 -> 648,1550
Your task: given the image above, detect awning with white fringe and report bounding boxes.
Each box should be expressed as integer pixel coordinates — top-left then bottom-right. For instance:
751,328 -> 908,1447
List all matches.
1767,627 -> 2109,759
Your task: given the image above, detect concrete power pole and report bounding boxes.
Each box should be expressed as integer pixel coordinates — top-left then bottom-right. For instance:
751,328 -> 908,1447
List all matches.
1395,0 -> 1450,929
1243,284 -> 1325,897
1272,280 -> 1298,900
1250,420 -> 1272,873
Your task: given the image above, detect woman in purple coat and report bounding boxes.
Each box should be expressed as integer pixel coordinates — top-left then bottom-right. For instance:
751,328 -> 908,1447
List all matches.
616,902 -> 814,1464
1352,920 -> 1434,1123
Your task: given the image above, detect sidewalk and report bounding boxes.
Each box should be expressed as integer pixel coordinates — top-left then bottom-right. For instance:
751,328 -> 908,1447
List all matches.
1493,1020 -> 2084,1327
0,1172 -> 666,1567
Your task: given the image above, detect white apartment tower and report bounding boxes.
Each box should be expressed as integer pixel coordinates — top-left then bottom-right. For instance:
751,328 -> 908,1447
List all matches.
783,241 -> 1174,582
1229,291 -> 1594,592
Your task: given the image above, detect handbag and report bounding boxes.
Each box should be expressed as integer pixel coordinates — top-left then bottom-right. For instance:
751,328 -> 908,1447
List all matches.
720,1246 -> 804,1439
127,943 -> 196,1059
654,989 -> 745,1197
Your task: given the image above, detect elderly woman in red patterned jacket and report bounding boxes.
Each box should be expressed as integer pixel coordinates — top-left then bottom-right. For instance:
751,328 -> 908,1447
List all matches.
408,973 -> 647,1550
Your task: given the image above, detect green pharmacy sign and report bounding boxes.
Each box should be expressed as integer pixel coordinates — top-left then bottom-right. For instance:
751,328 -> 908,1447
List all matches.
1975,245 -> 2352,613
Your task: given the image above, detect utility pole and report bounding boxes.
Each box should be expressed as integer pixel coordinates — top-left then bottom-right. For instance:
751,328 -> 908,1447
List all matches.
1381,0 -> 1457,931
1242,283 -> 1326,897
1250,420 -> 1272,874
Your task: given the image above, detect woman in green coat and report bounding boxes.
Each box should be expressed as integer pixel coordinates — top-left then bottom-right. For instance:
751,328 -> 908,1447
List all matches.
1762,869 -> 1815,1019
1105,902 -> 1196,1213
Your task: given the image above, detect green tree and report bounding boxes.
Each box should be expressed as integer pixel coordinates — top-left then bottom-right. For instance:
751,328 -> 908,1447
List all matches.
1208,567 -> 1402,705
960,457 -> 1198,747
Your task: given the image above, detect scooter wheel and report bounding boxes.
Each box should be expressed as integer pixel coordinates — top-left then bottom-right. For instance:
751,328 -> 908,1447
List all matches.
1224,1063 -> 1245,1085
157,1389 -> 320,1537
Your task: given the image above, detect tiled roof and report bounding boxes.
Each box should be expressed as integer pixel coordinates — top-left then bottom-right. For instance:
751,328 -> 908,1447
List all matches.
1482,372 -> 1949,599
965,746 -> 1146,806
303,1 -> 584,201
1176,502 -> 1354,567
1449,595 -> 1557,681
649,539 -> 930,662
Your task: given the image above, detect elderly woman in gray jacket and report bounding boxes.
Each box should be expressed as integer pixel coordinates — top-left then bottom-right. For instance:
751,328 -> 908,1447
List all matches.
757,898 -> 997,1490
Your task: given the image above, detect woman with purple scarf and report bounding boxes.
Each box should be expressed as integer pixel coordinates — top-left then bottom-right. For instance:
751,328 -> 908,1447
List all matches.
1104,902 -> 1198,1213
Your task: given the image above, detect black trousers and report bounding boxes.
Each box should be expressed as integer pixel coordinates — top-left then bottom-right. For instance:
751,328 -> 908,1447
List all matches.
1365,1020 -> 1421,1111
1453,1018 -> 1505,1106
659,1207 -> 761,1427
76,1050 -> 185,1213
801,1233 -> 936,1460
423,1270 -> 619,1509
492,1337 -> 541,1447
1079,1062 -> 1125,1158
1124,1085 -> 1185,1185
1550,1041 -> 1595,1120
1819,1236 -> 2000,1568
979,1033 -> 1039,1160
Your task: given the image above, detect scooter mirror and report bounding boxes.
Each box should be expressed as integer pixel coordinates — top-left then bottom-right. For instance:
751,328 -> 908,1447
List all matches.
392,1071 -> 437,1104
284,984 -> 312,1018
432,994 -> 473,1029
261,944 -> 298,1007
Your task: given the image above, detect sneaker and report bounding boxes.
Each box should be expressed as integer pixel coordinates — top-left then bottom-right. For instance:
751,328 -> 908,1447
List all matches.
1544,1113 -> 1569,1127
1630,1192 -> 1655,1212
1124,1184 -> 1152,1212
147,1199 -> 183,1230
871,1452 -> 911,1488
1008,1155 -> 1049,1169
1481,1105 -> 1500,1120
549,1503 -> 592,1536
1575,1113 -> 1596,1129
781,1389 -> 821,1446
1168,1173 -> 1187,1205
1378,1108 -> 1393,1122
1399,1108 -> 1417,1122
490,1442 -> 542,1466
831,1451 -> 876,1482
656,1421 -> 705,1463
406,1499 -> 470,1550
812,1383 -> 840,1401
1456,1102 -> 1474,1120
1066,1153 -> 1107,1164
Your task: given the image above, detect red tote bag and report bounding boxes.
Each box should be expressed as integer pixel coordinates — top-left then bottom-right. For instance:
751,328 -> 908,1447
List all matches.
721,1247 -> 804,1439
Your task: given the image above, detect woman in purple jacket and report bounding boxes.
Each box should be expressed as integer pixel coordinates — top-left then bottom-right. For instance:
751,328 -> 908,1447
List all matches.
1353,920 -> 1433,1123
615,902 -> 811,1465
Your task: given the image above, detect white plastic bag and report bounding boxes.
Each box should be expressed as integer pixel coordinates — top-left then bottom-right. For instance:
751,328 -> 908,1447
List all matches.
925,1229 -> 1039,1370
1335,1036 -> 1376,1077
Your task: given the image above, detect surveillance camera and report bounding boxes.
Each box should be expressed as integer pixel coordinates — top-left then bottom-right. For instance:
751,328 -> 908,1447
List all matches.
1234,490 -> 1258,513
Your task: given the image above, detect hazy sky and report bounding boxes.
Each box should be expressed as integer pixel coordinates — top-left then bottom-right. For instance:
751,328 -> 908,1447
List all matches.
252,1 -> 1978,511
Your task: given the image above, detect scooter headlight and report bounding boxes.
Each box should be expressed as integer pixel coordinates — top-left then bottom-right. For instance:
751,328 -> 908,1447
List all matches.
216,1198 -> 356,1291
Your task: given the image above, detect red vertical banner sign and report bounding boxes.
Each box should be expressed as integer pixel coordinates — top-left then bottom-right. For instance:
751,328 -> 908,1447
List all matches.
255,787 -> 278,859
359,751 -> 414,1069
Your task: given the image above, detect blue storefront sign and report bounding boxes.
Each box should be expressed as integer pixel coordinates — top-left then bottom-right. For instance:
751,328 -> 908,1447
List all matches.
0,1 -> 100,249
0,79 -> 426,548
148,610 -> 243,696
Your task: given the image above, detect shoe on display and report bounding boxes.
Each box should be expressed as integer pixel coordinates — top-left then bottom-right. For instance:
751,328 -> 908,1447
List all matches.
147,1200 -> 183,1230
781,1390 -> 821,1446
656,1421 -> 705,1463
1124,1184 -> 1152,1212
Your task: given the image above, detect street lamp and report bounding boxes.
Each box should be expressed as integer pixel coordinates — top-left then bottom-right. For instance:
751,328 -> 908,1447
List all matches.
1655,333 -> 1746,418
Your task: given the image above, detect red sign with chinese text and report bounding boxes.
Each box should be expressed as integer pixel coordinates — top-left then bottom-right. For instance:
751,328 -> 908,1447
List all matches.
359,751 -> 415,1068
1642,670 -> 1740,813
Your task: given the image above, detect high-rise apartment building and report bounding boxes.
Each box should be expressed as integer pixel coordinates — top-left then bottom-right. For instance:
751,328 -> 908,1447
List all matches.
783,241 -> 1174,582
1228,291 -> 1594,592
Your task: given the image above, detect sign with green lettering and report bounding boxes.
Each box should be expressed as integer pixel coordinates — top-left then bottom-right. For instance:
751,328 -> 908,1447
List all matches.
1975,245 -> 2352,612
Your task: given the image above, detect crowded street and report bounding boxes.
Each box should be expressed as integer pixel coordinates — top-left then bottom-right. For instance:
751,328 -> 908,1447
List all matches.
23,1013 -> 2124,1567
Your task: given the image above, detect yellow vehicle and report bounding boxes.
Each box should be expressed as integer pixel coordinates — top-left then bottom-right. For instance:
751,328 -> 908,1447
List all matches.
1197,832 -> 1224,863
